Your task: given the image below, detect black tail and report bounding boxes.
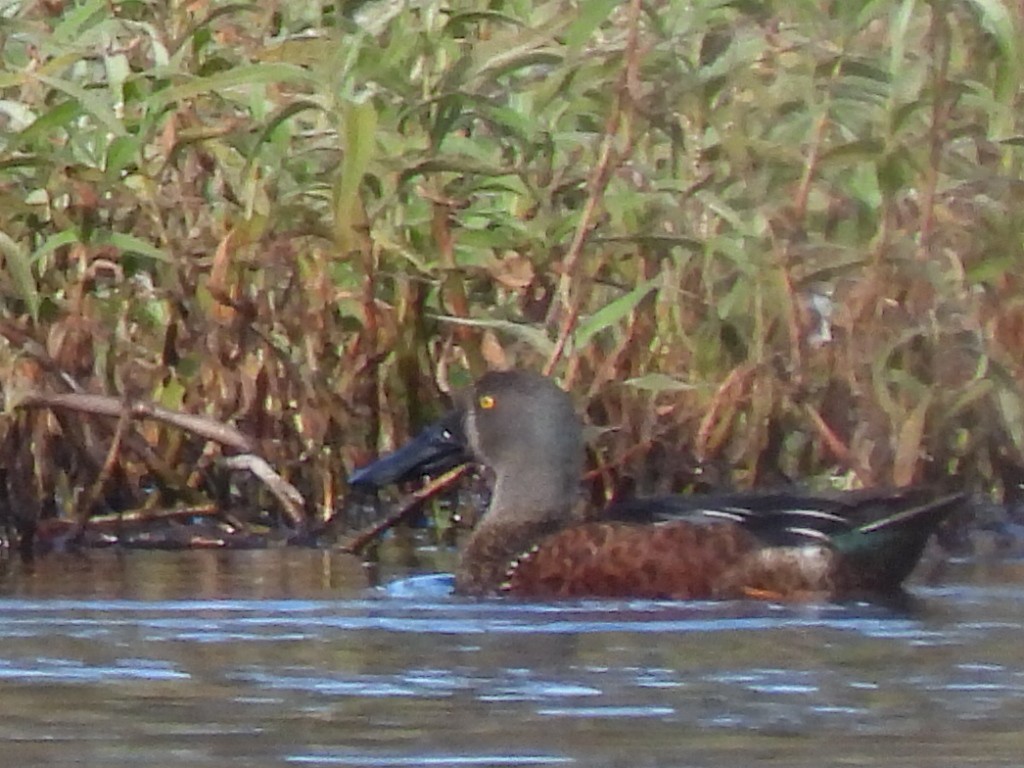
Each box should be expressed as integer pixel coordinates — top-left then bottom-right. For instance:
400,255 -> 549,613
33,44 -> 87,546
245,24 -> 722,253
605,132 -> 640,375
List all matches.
834,491 -> 965,589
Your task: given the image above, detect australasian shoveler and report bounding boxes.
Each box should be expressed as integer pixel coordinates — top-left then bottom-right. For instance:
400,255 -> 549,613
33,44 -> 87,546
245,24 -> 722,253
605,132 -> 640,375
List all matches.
349,370 -> 963,601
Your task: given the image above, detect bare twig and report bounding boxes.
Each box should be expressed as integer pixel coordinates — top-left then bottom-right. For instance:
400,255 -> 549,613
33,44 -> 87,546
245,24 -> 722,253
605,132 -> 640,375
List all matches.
14,391 -> 256,453
803,403 -> 874,486
340,464 -> 470,555
220,454 -> 305,527
918,9 -> 953,261
43,504 -> 222,531
791,67 -> 836,222
544,0 -> 643,375
778,264 -> 805,380
70,401 -> 133,539
12,389 -> 308,528
695,364 -> 754,460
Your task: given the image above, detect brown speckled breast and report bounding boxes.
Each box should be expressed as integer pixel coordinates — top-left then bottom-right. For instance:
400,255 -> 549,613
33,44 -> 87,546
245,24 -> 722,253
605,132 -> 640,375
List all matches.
454,516 -> 565,596
500,521 -> 843,601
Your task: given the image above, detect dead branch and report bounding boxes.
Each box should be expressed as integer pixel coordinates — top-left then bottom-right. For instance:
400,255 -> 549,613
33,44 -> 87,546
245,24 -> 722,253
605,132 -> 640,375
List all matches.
221,454 -> 305,527
14,391 -> 256,452
340,464 -> 470,555
11,389 -> 307,528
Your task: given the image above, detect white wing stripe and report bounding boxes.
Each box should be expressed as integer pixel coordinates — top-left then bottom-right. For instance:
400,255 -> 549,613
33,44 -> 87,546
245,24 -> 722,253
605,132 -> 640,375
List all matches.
785,526 -> 833,543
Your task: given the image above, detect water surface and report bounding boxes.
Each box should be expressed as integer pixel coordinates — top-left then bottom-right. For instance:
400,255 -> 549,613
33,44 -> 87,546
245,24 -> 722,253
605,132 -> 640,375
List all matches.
1,548 -> 1023,767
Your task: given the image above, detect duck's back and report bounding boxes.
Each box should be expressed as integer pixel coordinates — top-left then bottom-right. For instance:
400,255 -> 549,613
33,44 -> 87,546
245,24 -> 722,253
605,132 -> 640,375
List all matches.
500,489 -> 963,601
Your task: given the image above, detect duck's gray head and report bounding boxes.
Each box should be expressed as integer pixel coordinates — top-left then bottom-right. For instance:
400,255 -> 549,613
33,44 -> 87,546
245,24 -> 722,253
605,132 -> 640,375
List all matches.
349,370 -> 584,519
463,370 -> 582,478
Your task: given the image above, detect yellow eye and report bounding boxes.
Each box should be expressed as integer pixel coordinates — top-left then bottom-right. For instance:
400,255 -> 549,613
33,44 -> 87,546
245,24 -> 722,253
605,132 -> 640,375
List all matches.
479,394 -> 496,410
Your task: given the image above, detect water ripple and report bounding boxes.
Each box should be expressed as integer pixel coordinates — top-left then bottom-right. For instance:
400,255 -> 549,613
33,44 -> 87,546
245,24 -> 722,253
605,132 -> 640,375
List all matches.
0,552 -> 1023,767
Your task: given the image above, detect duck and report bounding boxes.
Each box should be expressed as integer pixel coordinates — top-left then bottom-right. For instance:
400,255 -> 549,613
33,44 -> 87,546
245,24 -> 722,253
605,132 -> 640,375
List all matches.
349,369 -> 964,601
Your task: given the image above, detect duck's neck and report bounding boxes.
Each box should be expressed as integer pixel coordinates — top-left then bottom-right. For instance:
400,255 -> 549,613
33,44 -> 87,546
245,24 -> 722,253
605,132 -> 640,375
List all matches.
454,463 -> 579,595
490,463 -> 580,520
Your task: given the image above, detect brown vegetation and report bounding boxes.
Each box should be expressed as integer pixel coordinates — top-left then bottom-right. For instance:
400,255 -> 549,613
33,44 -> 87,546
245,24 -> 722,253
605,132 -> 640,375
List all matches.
1,1 -> 1023,550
